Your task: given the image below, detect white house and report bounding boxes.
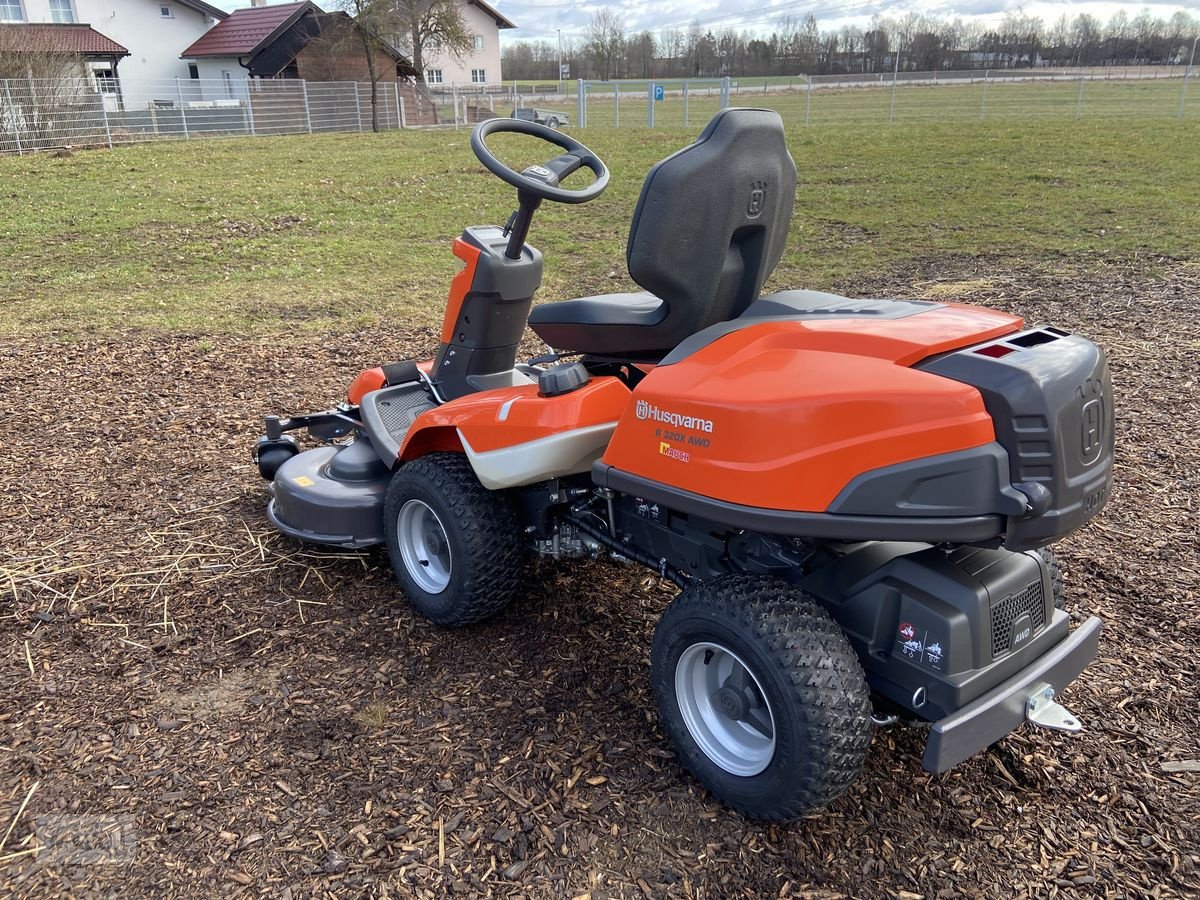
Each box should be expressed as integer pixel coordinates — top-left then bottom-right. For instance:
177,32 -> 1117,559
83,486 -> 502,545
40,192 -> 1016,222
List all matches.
2,0 -> 225,104
420,0 -> 514,88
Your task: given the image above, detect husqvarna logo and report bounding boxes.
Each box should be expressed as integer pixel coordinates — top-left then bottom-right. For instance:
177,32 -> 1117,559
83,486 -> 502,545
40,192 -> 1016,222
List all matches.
635,400 -> 714,433
747,181 -> 767,218
1081,398 -> 1103,464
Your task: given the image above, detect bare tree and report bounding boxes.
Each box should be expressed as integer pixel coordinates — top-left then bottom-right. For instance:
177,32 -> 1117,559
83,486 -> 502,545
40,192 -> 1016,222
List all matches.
586,9 -> 625,80
328,1 -> 411,133
392,0 -> 474,85
0,27 -> 92,148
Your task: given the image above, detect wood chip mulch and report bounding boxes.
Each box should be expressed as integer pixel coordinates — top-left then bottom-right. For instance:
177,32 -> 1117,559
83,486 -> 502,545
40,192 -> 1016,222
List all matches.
1,257 -> 1198,898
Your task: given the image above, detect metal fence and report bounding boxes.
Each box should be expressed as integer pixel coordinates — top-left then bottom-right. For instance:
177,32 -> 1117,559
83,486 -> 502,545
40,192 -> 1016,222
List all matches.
0,76 -> 485,153
548,67 -> 1198,130
2,66 -> 1196,154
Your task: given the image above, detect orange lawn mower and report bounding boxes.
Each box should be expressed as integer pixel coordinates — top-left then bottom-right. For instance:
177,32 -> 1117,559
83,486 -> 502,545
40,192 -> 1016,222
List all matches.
253,110 -> 1113,821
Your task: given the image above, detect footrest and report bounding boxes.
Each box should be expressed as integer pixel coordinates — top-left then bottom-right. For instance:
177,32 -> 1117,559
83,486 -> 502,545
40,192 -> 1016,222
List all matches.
360,382 -> 436,464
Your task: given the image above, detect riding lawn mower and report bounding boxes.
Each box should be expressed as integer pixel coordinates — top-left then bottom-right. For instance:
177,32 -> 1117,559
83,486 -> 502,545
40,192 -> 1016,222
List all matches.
253,109 -> 1113,821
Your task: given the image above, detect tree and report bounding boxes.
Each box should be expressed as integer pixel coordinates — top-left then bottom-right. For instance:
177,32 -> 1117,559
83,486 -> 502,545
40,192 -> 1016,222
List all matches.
585,9 -> 625,79
0,28 -> 91,148
392,0 -> 474,85
329,0 -> 409,132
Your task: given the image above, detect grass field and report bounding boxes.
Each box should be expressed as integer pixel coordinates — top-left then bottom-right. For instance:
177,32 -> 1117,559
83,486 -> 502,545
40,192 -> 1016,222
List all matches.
1,117 -> 1197,337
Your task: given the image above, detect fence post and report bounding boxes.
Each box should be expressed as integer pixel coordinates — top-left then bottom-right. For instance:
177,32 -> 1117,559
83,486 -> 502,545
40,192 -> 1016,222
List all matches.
245,86 -> 257,136
398,92 -> 406,129
4,81 -> 23,154
613,83 -> 619,127
100,92 -> 113,148
1179,58 -> 1194,120
577,79 -> 585,128
683,81 -> 689,127
452,84 -> 459,129
176,77 -> 189,138
297,79 -> 311,133
720,76 -> 730,108
1075,72 -> 1085,120
647,82 -> 654,128
804,78 -> 811,125
889,68 -> 898,124
979,69 -> 989,121
353,81 -> 363,132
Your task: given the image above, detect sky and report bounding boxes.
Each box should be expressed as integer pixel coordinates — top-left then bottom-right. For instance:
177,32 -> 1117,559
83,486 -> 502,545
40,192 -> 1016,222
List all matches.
208,1 -> 1199,45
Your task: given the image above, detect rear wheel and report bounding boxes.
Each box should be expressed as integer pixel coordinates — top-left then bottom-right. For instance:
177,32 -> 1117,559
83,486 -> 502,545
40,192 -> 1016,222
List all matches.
650,575 -> 873,821
384,453 -> 522,627
1038,547 -> 1065,609
545,116 -> 560,129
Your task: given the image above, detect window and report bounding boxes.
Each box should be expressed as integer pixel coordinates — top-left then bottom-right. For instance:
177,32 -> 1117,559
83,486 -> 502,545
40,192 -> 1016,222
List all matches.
425,68 -> 442,84
49,0 -> 74,23
222,70 -> 234,98
159,4 -> 173,17
473,34 -> 484,51
0,0 -> 24,23
471,68 -> 486,83
91,64 -> 118,94
188,63 -> 199,80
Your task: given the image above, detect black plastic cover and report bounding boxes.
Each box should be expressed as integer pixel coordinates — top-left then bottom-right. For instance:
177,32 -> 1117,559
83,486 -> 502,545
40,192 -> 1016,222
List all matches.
919,330 -> 1114,551
801,542 -> 1061,719
431,226 -> 543,401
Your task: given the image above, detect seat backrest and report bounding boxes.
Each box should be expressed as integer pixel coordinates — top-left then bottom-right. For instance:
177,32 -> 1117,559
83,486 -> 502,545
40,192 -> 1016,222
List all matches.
626,108 -> 797,344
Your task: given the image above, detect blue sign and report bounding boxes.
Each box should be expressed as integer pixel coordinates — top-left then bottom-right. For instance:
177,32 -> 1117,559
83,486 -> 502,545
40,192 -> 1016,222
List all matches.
654,84 -> 664,101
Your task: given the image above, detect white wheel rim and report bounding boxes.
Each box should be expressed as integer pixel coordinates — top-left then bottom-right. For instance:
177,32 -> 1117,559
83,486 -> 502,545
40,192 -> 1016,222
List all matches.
396,500 -> 452,594
675,641 -> 776,777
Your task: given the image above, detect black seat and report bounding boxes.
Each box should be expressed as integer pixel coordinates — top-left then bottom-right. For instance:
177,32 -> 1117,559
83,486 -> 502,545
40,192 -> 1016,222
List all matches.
528,108 -> 798,358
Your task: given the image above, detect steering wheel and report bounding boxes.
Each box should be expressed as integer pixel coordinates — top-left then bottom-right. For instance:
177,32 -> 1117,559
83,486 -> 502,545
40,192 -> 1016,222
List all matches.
471,117 -> 609,205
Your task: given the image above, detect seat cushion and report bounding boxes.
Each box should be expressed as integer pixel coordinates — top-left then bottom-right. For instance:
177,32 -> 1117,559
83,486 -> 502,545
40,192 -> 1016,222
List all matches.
528,291 -> 671,356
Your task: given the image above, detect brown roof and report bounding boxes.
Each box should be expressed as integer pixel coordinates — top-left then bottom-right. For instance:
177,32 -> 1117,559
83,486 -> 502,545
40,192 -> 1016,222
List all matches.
181,1 -> 314,59
0,23 -> 130,56
469,0 -> 516,30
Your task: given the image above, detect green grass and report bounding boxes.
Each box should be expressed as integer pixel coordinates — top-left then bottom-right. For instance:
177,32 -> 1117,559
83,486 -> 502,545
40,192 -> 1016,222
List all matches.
1,115 -> 1197,337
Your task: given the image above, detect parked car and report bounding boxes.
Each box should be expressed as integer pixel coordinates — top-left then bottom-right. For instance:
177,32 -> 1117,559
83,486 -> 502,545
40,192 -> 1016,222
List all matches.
512,107 -> 569,129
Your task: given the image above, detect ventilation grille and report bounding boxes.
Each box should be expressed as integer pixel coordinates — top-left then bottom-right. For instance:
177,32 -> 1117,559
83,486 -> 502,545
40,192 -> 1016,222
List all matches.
991,581 -> 1046,657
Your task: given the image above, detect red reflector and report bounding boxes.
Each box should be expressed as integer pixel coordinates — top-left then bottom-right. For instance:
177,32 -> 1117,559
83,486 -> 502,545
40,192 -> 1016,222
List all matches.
976,344 -> 1016,359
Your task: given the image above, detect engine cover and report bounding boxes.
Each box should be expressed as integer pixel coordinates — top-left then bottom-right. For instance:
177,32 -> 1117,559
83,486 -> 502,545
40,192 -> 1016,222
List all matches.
801,542 -> 1066,720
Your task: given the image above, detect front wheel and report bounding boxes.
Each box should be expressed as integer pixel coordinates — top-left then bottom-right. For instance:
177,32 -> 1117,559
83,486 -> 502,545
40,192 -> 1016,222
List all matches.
383,453 -> 522,627
545,116 -> 559,129
650,575 -> 873,821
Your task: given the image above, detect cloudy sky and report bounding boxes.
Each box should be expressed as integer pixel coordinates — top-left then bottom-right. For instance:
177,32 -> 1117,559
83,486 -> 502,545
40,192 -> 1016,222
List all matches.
208,1 -> 1198,45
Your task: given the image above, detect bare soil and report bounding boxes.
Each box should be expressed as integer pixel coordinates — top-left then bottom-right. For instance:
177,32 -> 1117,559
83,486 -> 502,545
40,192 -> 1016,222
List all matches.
1,257 -> 1198,898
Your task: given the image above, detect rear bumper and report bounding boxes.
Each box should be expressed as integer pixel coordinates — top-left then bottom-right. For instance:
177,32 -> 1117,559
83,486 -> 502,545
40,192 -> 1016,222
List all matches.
922,616 -> 1102,773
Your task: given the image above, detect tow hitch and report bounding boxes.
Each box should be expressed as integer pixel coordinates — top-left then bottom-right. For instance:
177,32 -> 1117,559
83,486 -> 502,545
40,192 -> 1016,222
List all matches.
1025,682 -> 1083,733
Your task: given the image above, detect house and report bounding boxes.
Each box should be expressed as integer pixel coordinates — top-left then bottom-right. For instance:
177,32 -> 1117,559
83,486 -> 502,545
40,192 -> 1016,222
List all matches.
180,1 -> 417,95
420,0 -> 514,88
0,1 -> 226,88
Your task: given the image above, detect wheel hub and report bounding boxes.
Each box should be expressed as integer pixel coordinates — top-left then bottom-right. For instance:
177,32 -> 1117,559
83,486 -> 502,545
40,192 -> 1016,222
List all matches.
714,686 -> 747,720
675,641 -> 776,777
396,499 -> 452,594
